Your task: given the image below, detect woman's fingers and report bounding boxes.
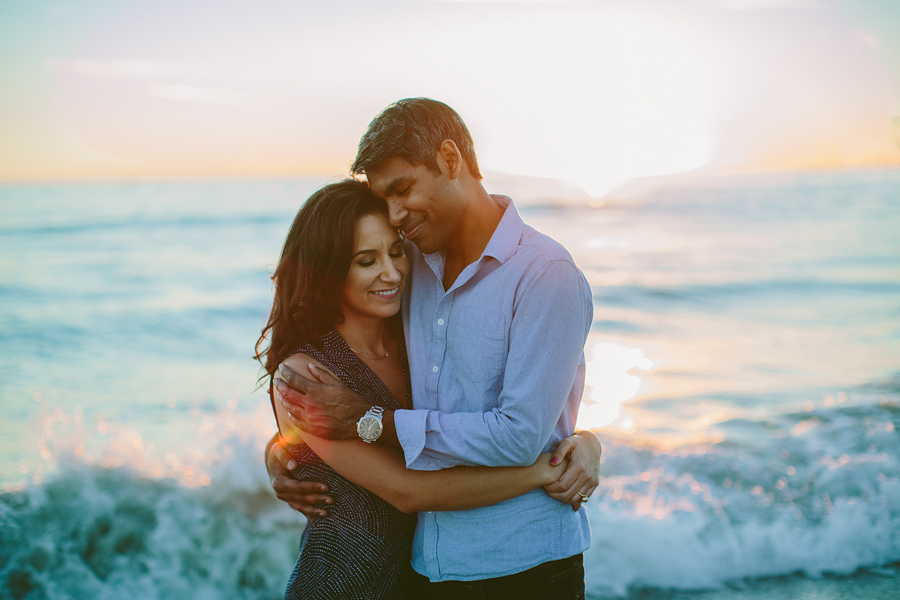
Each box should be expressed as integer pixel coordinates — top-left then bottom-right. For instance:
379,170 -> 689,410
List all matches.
543,434 -> 602,510
549,436 -> 575,467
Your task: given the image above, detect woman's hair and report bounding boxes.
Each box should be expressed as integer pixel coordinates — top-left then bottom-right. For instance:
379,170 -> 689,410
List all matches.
255,179 -> 388,378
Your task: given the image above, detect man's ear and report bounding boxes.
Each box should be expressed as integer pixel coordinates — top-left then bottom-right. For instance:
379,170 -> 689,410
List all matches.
436,140 -> 462,179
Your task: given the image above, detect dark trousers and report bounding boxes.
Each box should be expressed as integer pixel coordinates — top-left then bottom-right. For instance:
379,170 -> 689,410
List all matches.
403,554 -> 585,600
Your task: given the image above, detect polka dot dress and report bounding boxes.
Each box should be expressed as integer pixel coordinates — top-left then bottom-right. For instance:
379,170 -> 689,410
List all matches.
273,325 -> 417,600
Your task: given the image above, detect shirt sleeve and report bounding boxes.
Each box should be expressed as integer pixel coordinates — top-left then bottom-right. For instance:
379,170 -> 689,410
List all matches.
395,260 -> 593,469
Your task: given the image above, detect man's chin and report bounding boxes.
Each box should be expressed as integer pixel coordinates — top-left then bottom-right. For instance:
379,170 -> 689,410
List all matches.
409,236 -> 439,255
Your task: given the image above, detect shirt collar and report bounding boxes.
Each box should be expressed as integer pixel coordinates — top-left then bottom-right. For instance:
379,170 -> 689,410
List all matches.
419,194 -> 524,283
481,195 -> 524,265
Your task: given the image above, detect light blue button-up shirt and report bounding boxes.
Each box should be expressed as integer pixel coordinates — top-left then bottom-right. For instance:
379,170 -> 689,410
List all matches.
395,195 -> 593,581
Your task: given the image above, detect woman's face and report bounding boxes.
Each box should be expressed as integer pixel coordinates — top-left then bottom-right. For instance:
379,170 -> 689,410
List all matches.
339,212 -> 408,322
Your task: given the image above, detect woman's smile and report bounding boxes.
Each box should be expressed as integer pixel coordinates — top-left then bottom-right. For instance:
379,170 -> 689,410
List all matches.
372,286 -> 401,300
339,212 -> 408,321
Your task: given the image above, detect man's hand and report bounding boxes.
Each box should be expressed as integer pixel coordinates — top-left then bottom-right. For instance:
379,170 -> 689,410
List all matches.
276,362 -> 370,440
265,433 -> 334,517
543,429 -> 602,511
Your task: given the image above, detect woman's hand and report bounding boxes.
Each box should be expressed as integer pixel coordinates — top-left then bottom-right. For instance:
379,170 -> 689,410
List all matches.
542,429 -> 602,511
264,433 -> 333,517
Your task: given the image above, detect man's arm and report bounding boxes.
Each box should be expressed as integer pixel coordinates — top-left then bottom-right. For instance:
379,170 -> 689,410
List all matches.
278,260 -> 591,467
395,261 -> 593,468
274,355 -> 597,512
273,371 -> 398,445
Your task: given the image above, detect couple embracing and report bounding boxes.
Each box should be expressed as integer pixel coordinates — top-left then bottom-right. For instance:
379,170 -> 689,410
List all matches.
258,98 -> 599,599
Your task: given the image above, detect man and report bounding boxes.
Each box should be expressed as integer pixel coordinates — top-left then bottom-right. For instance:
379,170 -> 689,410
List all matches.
268,98 -> 596,597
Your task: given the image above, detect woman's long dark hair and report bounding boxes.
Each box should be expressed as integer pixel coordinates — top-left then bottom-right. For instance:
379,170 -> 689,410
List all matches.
255,179 -> 388,378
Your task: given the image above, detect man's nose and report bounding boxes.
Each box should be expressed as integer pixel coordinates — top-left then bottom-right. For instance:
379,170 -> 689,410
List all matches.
387,199 -> 407,228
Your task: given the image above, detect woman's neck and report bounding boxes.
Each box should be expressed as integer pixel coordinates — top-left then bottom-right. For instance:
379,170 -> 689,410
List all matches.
335,313 -> 388,357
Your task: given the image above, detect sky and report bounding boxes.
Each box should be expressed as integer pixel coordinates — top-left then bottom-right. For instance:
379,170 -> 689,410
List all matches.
1,0 -> 898,196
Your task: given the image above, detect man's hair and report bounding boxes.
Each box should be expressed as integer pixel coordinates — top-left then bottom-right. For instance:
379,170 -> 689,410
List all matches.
351,98 -> 482,179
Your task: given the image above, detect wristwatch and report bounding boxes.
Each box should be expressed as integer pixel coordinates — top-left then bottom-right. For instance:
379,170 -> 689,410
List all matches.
357,406 -> 384,443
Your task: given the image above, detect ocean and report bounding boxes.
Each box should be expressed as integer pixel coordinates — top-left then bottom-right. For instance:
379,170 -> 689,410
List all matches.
1,170 -> 898,599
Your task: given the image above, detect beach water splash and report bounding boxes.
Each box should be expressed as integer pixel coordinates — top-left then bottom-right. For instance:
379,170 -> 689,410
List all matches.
1,170 -> 898,598
583,389 -> 900,596
1,408 -> 302,600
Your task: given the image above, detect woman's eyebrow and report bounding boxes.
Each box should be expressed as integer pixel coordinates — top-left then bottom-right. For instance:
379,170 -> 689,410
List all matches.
352,248 -> 376,258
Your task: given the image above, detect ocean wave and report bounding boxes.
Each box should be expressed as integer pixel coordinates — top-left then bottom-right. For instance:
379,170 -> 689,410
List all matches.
583,401 -> 900,596
1,432 -> 303,600
0,213 -> 286,239
592,280 -> 900,310
3,399 -> 897,599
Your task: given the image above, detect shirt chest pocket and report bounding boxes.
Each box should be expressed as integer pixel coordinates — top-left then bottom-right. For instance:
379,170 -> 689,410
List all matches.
446,308 -> 507,384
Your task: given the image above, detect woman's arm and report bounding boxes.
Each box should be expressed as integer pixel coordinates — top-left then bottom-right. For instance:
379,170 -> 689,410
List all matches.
274,353 -> 568,514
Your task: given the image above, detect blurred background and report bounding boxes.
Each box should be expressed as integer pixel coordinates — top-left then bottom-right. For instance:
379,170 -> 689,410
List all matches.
1,1 -> 898,599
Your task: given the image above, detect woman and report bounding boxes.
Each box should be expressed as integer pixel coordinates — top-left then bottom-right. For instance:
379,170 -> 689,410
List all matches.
256,180 -> 599,599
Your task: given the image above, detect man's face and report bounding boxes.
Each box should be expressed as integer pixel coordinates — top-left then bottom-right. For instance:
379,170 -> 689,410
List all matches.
366,156 -> 463,255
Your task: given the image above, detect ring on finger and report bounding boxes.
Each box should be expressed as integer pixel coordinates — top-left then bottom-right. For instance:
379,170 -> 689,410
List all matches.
577,492 -> 590,503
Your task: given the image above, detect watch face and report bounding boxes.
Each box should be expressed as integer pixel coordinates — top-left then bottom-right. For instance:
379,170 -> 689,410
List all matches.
358,416 -> 383,441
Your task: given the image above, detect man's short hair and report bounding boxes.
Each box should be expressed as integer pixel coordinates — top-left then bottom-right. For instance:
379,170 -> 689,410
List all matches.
351,98 -> 482,179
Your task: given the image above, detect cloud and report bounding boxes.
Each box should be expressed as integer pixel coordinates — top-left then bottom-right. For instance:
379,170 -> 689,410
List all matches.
425,0 -> 558,3
46,58 -> 170,78
45,58 -> 224,80
146,84 -> 257,107
693,0 -> 823,9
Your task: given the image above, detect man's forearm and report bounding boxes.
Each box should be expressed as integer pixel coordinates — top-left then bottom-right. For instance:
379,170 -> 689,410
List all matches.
378,410 -> 401,450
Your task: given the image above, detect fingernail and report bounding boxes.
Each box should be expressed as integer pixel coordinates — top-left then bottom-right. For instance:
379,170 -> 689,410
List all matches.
550,457 -> 560,465
309,363 -> 318,371
286,460 -> 297,470
324,498 -> 333,505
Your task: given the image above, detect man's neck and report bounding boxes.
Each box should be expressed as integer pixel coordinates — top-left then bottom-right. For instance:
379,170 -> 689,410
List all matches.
442,186 -> 505,290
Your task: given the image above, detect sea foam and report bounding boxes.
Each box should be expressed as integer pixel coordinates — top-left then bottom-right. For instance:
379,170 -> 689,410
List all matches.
583,398 -> 900,596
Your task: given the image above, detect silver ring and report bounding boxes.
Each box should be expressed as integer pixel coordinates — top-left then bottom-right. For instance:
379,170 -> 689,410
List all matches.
577,493 -> 589,503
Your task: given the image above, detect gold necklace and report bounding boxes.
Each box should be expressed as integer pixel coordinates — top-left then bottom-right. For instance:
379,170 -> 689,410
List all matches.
347,340 -> 389,361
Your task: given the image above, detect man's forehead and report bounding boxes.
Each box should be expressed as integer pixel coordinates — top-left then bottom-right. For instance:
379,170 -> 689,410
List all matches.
367,157 -> 420,195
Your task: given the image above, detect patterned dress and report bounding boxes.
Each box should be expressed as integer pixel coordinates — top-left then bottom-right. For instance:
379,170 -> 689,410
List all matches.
271,323 -> 417,600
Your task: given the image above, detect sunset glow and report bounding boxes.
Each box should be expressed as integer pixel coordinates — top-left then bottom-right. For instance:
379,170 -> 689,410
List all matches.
1,0 -> 898,192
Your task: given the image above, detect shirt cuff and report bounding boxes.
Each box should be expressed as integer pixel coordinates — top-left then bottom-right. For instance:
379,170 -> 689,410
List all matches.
394,409 -> 429,469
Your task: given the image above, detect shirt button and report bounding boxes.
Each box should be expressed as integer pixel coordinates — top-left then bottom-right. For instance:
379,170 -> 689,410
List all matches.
432,365 -> 439,373
437,318 -> 445,326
